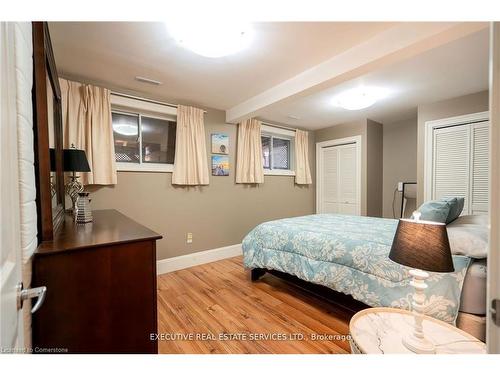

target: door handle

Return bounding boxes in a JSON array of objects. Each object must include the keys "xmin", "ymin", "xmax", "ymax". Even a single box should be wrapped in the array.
[{"xmin": 17, "ymin": 282, "xmax": 47, "ymax": 314}]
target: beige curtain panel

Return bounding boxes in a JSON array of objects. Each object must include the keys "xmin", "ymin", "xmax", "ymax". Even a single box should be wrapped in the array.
[
  {"xmin": 172, "ymin": 105, "xmax": 209, "ymax": 185},
  {"xmin": 236, "ymin": 118, "xmax": 264, "ymax": 184},
  {"xmin": 294, "ymin": 129, "xmax": 312, "ymax": 185},
  {"xmin": 60, "ymin": 78, "xmax": 117, "ymax": 185}
]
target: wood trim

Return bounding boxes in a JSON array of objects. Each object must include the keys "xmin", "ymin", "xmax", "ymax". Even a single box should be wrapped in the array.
[
  {"xmin": 43, "ymin": 23, "xmax": 60, "ymax": 100},
  {"xmin": 32, "ymin": 22, "xmax": 53, "ymax": 242},
  {"xmin": 32, "ymin": 22, "xmax": 65, "ymax": 242},
  {"xmin": 156, "ymin": 244, "xmax": 242, "ymax": 275}
]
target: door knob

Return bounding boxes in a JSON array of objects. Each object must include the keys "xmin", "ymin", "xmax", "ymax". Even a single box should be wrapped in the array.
[{"xmin": 17, "ymin": 282, "xmax": 47, "ymax": 313}]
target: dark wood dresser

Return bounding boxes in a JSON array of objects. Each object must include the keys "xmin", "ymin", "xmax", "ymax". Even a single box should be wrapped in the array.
[{"xmin": 32, "ymin": 209, "xmax": 162, "ymax": 353}]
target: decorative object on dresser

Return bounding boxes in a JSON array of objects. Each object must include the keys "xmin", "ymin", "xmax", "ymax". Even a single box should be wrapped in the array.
[
  {"xmin": 388, "ymin": 212, "xmax": 454, "ymax": 354},
  {"xmin": 32, "ymin": 210, "xmax": 162, "ymax": 353},
  {"xmin": 74, "ymin": 192, "xmax": 93, "ymax": 223},
  {"xmin": 63, "ymin": 144, "xmax": 91, "ymax": 212},
  {"xmin": 349, "ymin": 307, "xmax": 485, "ymax": 354}
]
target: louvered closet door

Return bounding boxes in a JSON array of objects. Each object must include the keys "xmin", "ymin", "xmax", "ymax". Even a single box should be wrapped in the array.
[
  {"xmin": 471, "ymin": 122, "xmax": 489, "ymax": 214},
  {"xmin": 320, "ymin": 143, "xmax": 359, "ymax": 214},
  {"xmin": 433, "ymin": 124, "xmax": 470, "ymax": 213},
  {"xmin": 321, "ymin": 147, "xmax": 339, "ymax": 213},
  {"xmin": 337, "ymin": 144, "xmax": 358, "ymax": 214}
]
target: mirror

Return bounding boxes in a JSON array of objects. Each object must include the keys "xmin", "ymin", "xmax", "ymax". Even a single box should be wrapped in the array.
[{"xmin": 33, "ymin": 22, "xmax": 65, "ymax": 242}]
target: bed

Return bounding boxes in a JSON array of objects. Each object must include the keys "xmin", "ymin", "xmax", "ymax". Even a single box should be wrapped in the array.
[{"xmin": 242, "ymin": 213, "xmax": 471, "ymax": 325}]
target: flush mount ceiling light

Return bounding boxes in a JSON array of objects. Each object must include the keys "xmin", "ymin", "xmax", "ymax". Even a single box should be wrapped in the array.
[
  {"xmin": 113, "ymin": 123, "xmax": 137, "ymax": 137},
  {"xmin": 166, "ymin": 21, "xmax": 253, "ymax": 58},
  {"xmin": 333, "ymin": 87, "xmax": 389, "ymax": 111}
]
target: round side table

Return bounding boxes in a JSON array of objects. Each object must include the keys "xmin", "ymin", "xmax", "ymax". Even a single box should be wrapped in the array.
[{"xmin": 349, "ymin": 307, "xmax": 486, "ymax": 354}]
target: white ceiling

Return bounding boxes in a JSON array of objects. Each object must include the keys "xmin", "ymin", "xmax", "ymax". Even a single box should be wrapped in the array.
[
  {"xmin": 257, "ymin": 28, "xmax": 489, "ymax": 128},
  {"xmin": 49, "ymin": 22, "xmax": 489, "ymax": 130},
  {"xmin": 49, "ymin": 22, "xmax": 393, "ymax": 109}
]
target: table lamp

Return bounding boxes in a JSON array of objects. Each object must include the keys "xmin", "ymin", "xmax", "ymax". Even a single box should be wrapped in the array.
[
  {"xmin": 63, "ymin": 144, "xmax": 91, "ymax": 212},
  {"xmin": 388, "ymin": 212, "xmax": 454, "ymax": 354}
]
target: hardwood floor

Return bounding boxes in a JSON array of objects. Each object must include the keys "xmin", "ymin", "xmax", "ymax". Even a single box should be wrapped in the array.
[{"xmin": 157, "ymin": 256, "xmax": 357, "ymax": 354}]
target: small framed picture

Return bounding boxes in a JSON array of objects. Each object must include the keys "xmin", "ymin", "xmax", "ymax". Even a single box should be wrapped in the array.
[
  {"xmin": 211, "ymin": 155, "xmax": 229, "ymax": 176},
  {"xmin": 211, "ymin": 133, "xmax": 229, "ymax": 154}
]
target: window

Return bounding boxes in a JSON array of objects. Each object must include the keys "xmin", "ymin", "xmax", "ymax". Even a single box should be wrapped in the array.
[
  {"xmin": 111, "ymin": 94, "xmax": 177, "ymax": 172},
  {"xmin": 261, "ymin": 124, "xmax": 295, "ymax": 176},
  {"xmin": 113, "ymin": 112, "xmax": 140, "ymax": 163}
]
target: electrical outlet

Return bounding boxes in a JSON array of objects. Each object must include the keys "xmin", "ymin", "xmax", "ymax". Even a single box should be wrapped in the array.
[
  {"xmin": 397, "ymin": 182, "xmax": 404, "ymax": 192},
  {"xmin": 186, "ymin": 232, "xmax": 193, "ymax": 244}
]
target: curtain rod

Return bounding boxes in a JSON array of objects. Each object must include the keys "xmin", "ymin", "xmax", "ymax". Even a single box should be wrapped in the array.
[
  {"xmin": 111, "ymin": 91, "xmax": 207, "ymax": 114},
  {"xmin": 261, "ymin": 121, "xmax": 297, "ymax": 132}
]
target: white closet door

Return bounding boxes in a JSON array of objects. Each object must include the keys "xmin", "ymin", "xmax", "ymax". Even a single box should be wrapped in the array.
[
  {"xmin": 321, "ymin": 147, "xmax": 339, "ymax": 213},
  {"xmin": 433, "ymin": 124, "xmax": 470, "ymax": 213},
  {"xmin": 319, "ymin": 142, "xmax": 359, "ymax": 215},
  {"xmin": 337, "ymin": 144, "xmax": 358, "ymax": 214},
  {"xmin": 471, "ymin": 122, "xmax": 489, "ymax": 214}
]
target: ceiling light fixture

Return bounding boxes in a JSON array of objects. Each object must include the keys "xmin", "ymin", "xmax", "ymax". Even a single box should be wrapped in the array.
[
  {"xmin": 333, "ymin": 87, "xmax": 389, "ymax": 111},
  {"xmin": 113, "ymin": 123, "xmax": 138, "ymax": 137},
  {"xmin": 166, "ymin": 21, "xmax": 254, "ymax": 58}
]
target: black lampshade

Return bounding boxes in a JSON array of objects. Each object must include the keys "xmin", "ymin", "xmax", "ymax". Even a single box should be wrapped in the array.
[
  {"xmin": 389, "ymin": 219, "xmax": 454, "ymax": 273},
  {"xmin": 63, "ymin": 148, "xmax": 91, "ymax": 172}
]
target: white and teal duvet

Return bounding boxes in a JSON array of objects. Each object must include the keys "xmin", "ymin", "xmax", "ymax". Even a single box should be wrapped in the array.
[{"xmin": 242, "ymin": 214, "xmax": 470, "ymax": 324}]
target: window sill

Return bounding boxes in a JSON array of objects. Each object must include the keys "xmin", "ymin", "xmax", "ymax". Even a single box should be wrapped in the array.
[
  {"xmin": 116, "ymin": 162, "xmax": 174, "ymax": 173},
  {"xmin": 263, "ymin": 169, "xmax": 295, "ymax": 176}
]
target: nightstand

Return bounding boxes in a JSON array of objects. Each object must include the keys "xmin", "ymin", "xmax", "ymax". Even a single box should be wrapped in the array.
[{"xmin": 349, "ymin": 307, "xmax": 486, "ymax": 354}]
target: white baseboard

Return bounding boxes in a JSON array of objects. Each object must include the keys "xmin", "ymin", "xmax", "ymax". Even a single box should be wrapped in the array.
[{"xmin": 156, "ymin": 243, "xmax": 242, "ymax": 275}]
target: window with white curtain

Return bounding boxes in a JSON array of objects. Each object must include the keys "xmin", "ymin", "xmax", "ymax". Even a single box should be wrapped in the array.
[
  {"xmin": 110, "ymin": 94, "xmax": 177, "ymax": 173},
  {"xmin": 261, "ymin": 124, "xmax": 295, "ymax": 176},
  {"xmin": 430, "ymin": 120, "xmax": 489, "ymax": 215}
]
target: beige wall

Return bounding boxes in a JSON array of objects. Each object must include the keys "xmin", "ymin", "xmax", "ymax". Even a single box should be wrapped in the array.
[
  {"xmin": 314, "ymin": 119, "xmax": 383, "ymax": 217},
  {"xmin": 382, "ymin": 116, "xmax": 418, "ymax": 218},
  {"xmin": 366, "ymin": 120, "xmax": 383, "ymax": 217},
  {"xmin": 416, "ymin": 91, "xmax": 489, "ymax": 204},
  {"xmin": 89, "ymin": 107, "xmax": 316, "ymax": 260}
]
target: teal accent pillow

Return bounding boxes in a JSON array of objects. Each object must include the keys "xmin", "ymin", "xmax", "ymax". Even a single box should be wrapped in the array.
[
  {"xmin": 416, "ymin": 200, "xmax": 451, "ymax": 223},
  {"xmin": 440, "ymin": 197, "xmax": 465, "ymax": 224}
]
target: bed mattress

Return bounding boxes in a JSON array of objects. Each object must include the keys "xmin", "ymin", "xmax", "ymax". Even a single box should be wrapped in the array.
[
  {"xmin": 460, "ymin": 259, "xmax": 487, "ymax": 315},
  {"xmin": 242, "ymin": 214, "xmax": 470, "ymax": 324}
]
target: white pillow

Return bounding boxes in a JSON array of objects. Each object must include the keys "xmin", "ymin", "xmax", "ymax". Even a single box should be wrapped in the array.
[
  {"xmin": 447, "ymin": 215, "xmax": 489, "ymax": 258},
  {"xmin": 450, "ymin": 214, "xmax": 489, "ymax": 226}
]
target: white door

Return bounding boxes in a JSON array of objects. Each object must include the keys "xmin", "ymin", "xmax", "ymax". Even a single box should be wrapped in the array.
[
  {"xmin": 430, "ymin": 120, "xmax": 489, "ymax": 215},
  {"xmin": 487, "ymin": 21, "xmax": 500, "ymax": 354},
  {"xmin": 0, "ymin": 22, "xmax": 24, "ymax": 350},
  {"xmin": 0, "ymin": 22, "xmax": 44, "ymax": 353},
  {"xmin": 337, "ymin": 144, "xmax": 358, "ymax": 214},
  {"xmin": 471, "ymin": 122, "xmax": 489, "ymax": 214},
  {"xmin": 317, "ymin": 139, "xmax": 360, "ymax": 215},
  {"xmin": 321, "ymin": 146, "xmax": 339, "ymax": 213},
  {"xmin": 432, "ymin": 124, "xmax": 471, "ymax": 213}
]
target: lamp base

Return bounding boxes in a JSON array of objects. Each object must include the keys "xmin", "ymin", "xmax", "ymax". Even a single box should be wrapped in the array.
[
  {"xmin": 65, "ymin": 173, "xmax": 83, "ymax": 214},
  {"xmin": 402, "ymin": 332, "xmax": 436, "ymax": 354},
  {"xmin": 404, "ymin": 268, "xmax": 436, "ymax": 354}
]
